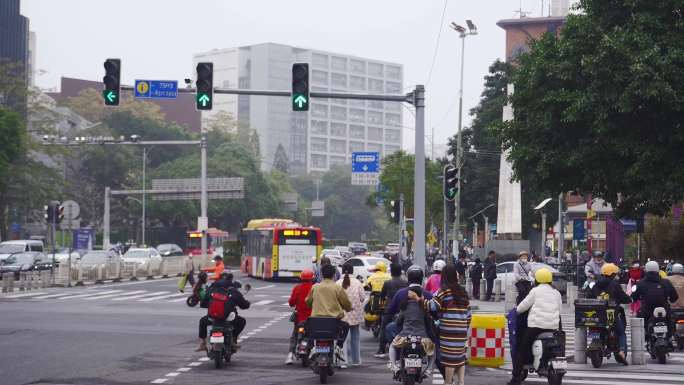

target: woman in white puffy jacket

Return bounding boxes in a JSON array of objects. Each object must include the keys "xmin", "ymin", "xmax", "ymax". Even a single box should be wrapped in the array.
[{"xmin": 508, "ymin": 268, "xmax": 562, "ymax": 385}]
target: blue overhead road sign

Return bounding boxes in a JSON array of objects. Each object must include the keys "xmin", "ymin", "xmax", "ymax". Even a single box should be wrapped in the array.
[
  {"xmin": 351, "ymin": 152, "xmax": 380, "ymax": 173},
  {"xmin": 134, "ymin": 80, "xmax": 178, "ymax": 99}
]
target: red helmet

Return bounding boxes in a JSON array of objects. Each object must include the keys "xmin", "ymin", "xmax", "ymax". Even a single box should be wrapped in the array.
[{"xmin": 300, "ymin": 269, "xmax": 314, "ymax": 281}]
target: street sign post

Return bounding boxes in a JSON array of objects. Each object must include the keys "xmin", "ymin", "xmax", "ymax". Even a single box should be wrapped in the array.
[
  {"xmin": 351, "ymin": 152, "xmax": 380, "ymax": 186},
  {"xmin": 134, "ymin": 80, "xmax": 178, "ymax": 99}
]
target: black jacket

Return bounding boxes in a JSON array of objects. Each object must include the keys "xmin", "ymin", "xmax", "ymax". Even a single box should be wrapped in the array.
[
  {"xmin": 484, "ymin": 258, "xmax": 497, "ymax": 280},
  {"xmin": 381, "ymin": 277, "xmax": 408, "ymax": 306},
  {"xmin": 631, "ymin": 272, "xmax": 679, "ymax": 319},
  {"xmin": 455, "ymin": 260, "xmax": 467, "ymax": 276},
  {"xmin": 470, "ymin": 262, "xmax": 483, "ymax": 280},
  {"xmin": 200, "ymin": 279, "xmax": 250, "ymax": 314},
  {"xmin": 591, "ymin": 276, "xmax": 632, "ymax": 305}
]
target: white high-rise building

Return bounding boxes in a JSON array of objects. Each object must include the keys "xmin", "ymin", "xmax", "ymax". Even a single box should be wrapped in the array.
[{"xmin": 193, "ymin": 43, "xmax": 404, "ymax": 173}]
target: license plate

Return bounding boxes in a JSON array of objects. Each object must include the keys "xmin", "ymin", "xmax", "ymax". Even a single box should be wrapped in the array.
[
  {"xmin": 404, "ymin": 358, "xmax": 422, "ymax": 368},
  {"xmin": 315, "ymin": 346, "xmax": 330, "ymax": 353},
  {"xmin": 588, "ymin": 333, "xmax": 600, "ymax": 341},
  {"xmin": 210, "ymin": 336, "xmax": 224, "ymax": 343},
  {"xmin": 654, "ymin": 326, "xmax": 668, "ymax": 334},
  {"xmin": 551, "ymin": 360, "xmax": 567, "ymax": 370}
]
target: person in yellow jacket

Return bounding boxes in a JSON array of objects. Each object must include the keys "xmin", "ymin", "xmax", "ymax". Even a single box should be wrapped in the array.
[
  {"xmin": 364, "ymin": 261, "xmax": 392, "ymax": 335},
  {"xmin": 366, "ymin": 261, "xmax": 392, "ymax": 292}
]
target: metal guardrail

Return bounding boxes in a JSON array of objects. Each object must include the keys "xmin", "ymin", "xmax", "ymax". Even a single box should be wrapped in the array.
[{"xmin": 2, "ymin": 255, "xmax": 210, "ymax": 294}]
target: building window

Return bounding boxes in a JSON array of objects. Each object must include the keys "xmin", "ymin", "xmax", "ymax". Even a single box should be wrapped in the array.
[
  {"xmin": 331, "ymin": 123, "xmax": 347, "ymax": 137},
  {"xmin": 330, "ymin": 139, "xmax": 346, "ymax": 154},
  {"xmin": 385, "ymin": 102, "xmax": 401, "ymax": 112},
  {"xmin": 368, "ymin": 126, "xmax": 383, "ymax": 141},
  {"xmin": 311, "ymin": 154, "xmax": 327, "ymax": 169},
  {"xmin": 368, "ymin": 79, "xmax": 384, "ymax": 93},
  {"xmin": 385, "ymin": 145, "xmax": 400, "ymax": 154},
  {"xmin": 386, "ymin": 65, "xmax": 402, "ymax": 80},
  {"xmin": 350, "ymin": 108, "xmax": 365, "ymax": 123},
  {"xmin": 386, "ymin": 81, "xmax": 401, "ymax": 93},
  {"xmin": 311, "ymin": 120, "xmax": 328, "ymax": 135},
  {"xmin": 350, "ymin": 125, "xmax": 365, "ymax": 139},
  {"xmin": 368, "ymin": 111, "xmax": 383, "ymax": 125},
  {"xmin": 350, "ymin": 76, "xmax": 366, "ymax": 91},
  {"xmin": 331, "ymin": 73, "xmax": 347, "ymax": 88},
  {"xmin": 331, "ymin": 56, "xmax": 347, "ymax": 71},
  {"xmin": 368, "ymin": 62, "xmax": 384, "ymax": 77},
  {"xmin": 367, "ymin": 143, "xmax": 383, "ymax": 153},
  {"xmin": 312, "ymin": 53, "xmax": 329, "ymax": 68},
  {"xmin": 330, "ymin": 156, "xmax": 346, "ymax": 166},
  {"xmin": 312, "ymin": 86, "xmax": 328, "ymax": 102},
  {"xmin": 368, "ymin": 100, "xmax": 384, "ymax": 110},
  {"xmin": 312, "ymin": 70, "xmax": 329, "ymax": 85},
  {"xmin": 310, "ymin": 137, "xmax": 327, "ymax": 152},
  {"xmin": 331, "ymin": 106, "xmax": 347, "ymax": 121},
  {"xmin": 349, "ymin": 99, "xmax": 365, "ymax": 108},
  {"xmin": 312, "ymin": 104, "xmax": 328, "ymax": 118},
  {"xmin": 385, "ymin": 129, "xmax": 401, "ymax": 143},
  {"xmin": 349, "ymin": 141, "xmax": 365, "ymax": 153},
  {"xmin": 350, "ymin": 59, "xmax": 366, "ymax": 74},
  {"xmin": 386, "ymin": 112, "xmax": 400, "ymax": 126}
]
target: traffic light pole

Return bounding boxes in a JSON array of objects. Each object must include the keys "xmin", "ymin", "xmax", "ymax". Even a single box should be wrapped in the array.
[{"xmin": 399, "ymin": 193, "xmax": 405, "ymax": 261}]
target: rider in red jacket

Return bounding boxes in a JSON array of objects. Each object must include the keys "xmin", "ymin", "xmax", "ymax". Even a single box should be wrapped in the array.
[{"xmin": 286, "ymin": 268, "xmax": 314, "ymax": 364}]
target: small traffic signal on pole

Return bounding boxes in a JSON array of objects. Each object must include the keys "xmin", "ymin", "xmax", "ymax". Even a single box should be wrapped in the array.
[
  {"xmin": 292, "ymin": 63, "xmax": 309, "ymax": 111},
  {"xmin": 45, "ymin": 204, "xmax": 53, "ymax": 223},
  {"xmin": 195, "ymin": 62, "xmax": 213, "ymax": 111},
  {"xmin": 390, "ymin": 199, "xmax": 401, "ymax": 224},
  {"xmin": 103, "ymin": 58, "xmax": 121, "ymax": 106},
  {"xmin": 443, "ymin": 164, "xmax": 458, "ymax": 201},
  {"xmin": 56, "ymin": 205, "xmax": 65, "ymax": 224}
]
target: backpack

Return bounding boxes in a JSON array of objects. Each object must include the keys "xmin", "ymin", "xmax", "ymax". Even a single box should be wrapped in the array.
[{"xmin": 208, "ymin": 288, "xmax": 231, "ymax": 320}]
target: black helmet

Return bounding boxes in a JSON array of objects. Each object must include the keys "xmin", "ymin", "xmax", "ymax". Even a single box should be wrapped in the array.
[
  {"xmin": 220, "ymin": 271, "xmax": 233, "ymax": 281},
  {"xmin": 406, "ymin": 265, "xmax": 424, "ymax": 285},
  {"xmin": 214, "ymin": 255, "xmax": 222, "ymax": 261},
  {"xmin": 198, "ymin": 271, "xmax": 208, "ymax": 281}
]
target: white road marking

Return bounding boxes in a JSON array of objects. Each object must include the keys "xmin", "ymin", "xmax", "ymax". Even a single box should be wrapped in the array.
[
  {"xmin": 3, "ymin": 291, "xmax": 48, "ymax": 298},
  {"xmin": 111, "ymin": 291, "xmax": 168, "ymax": 301},
  {"xmin": 187, "ymin": 362, "xmax": 202, "ymax": 366},
  {"xmin": 281, "ymin": 302, "xmax": 290, "ymax": 306},
  {"xmin": 564, "ymin": 371, "xmax": 684, "ymax": 382},
  {"xmin": 58, "ymin": 290, "xmax": 123, "ymax": 300},
  {"xmin": 137, "ymin": 292, "xmax": 186, "ymax": 302},
  {"xmin": 177, "ymin": 367, "xmax": 191, "ymax": 372},
  {"xmin": 85, "ymin": 290, "xmax": 147, "ymax": 300},
  {"xmin": 198, "ymin": 357, "xmax": 210, "ymax": 362},
  {"xmin": 150, "ymin": 379, "xmax": 167, "ymax": 384},
  {"xmin": 165, "ymin": 372, "xmax": 179, "ymax": 377},
  {"xmin": 253, "ymin": 284, "xmax": 275, "ymax": 290},
  {"xmin": 253, "ymin": 299, "xmax": 274, "ymax": 306},
  {"xmin": 524, "ymin": 378, "xmax": 682, "ymax": 385},
  {"xmin": 168, "ymin": 296, "xmax": 191, "ymax": 303},
  {"xmin": 281, "ymin": 295, "xmax": 290, "ymax": 298},
  {"xmin": 32, "ymin": 292, "xmax": 76, "ymax": 299}
]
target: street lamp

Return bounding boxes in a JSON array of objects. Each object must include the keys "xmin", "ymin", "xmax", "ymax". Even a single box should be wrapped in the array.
[
  {"xmin": 449, "ymin": 19, "xmax": 478, "ymax": 256},
  {"xmin": 534, "ymin": 197, "xmax": 553, "ymax": 261}
]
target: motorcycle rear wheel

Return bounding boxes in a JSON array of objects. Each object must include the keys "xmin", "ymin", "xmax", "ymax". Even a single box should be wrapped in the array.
[
  {"xmin": 589, "ymin": 350, "xmax": 603, "ymax": 368},
  {"xmin": 319, "ymin": 369, "xmax": 328, "ymax": 384},
  {"xmin": 214, "ymin": 353, "xmax": 223, "ymax": 369},
  {"xmin": 677, "ymin": 339, "xmax": 684, "ymax": 351},
  {"xmin": 403, "ymin": 374, "xmax": 416, "ymax": 385},
  {"xmin": 656, "ymin": 350, "xmax": 667, "ymax": 364},
  {"xmin": 547, "ymin": 368, "xmax": 563, "ymax": 385},
  {"xmin": 301, "ymin": 354, "xmax": 309, "ymax": 367}
]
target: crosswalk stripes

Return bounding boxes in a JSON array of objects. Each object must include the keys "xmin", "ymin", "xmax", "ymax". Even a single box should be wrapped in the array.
[
  {"xmin": 84, "ymin": 290, "xmax": 147, "ymax": 300},
  {"xmin": 2, "ymin": 291, "xmax": 48, "ymax": 298},
  {"xmin": 111, "ymin": 291, "xmax": 168, "ymax": 301},
  {"xmin": 57, "ymin": 290, "xmax": 124, "ymax": 300},
  {"xmin": 33, "ymin": 292, "xmax": 76, "ymax": 299},
  {"xmin": 138, "ymin": 292, "xmax": 186, "ymax": 302},
  {"xmin": 252, "ymin": 300, "xmax": 275, "ymax": 306}
]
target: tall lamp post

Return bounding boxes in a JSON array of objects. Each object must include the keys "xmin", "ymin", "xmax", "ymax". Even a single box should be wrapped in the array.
[
  {"xmin": 450, "ymin": 20, "xmax": 477, "ymax": 257},
  {"xmin": 534, "ymin": 198, "xmax": 553, "ymax": 261}
]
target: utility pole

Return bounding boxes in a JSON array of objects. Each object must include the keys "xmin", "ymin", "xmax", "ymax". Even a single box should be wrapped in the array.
[
  {"xmin": 200, "ymin": 133, "xmax": 208, "ymax": 262},
  {"xmin": 413, "ymin": 85, "xmax": 426, "ymax": 267},
  {"xmin": 141, "ymin": 147, "xmax": 146, "ymax": 246},
  {"xmin": 558, "ymin": 192, "xmax": 564, "ymax": 261},
  {"xmin": 399, "ymin": 193, "xmax": 405, "ymax": 261}
]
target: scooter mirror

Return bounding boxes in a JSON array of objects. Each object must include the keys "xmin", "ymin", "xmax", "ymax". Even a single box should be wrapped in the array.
[
  {"xmin": 588, "ymin": 282, "xmax": 595, "ymax": 289},
  {"xmin": 244, "ymin": 283, "xmax": 252, "ymax": 293}
]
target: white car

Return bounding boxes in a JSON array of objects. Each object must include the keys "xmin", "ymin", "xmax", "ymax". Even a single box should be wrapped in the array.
[
  {"xmin": 345, "ymin": 256, "xmax": 388, "ymax": 284},
  {"xmin": 333, "ymin": 246, "xmax": 353, "ymax": 260},
  {"xmin": 52, "ymin": 248, "xmax": 83, "ymax": 266},
  {"xmin": 320, "ymin": 249, "xmax": 344, "ymax": 266},
  {"xmin": 496, "ymin": 261, "xmax": 568, "ymax": 294},
  {"xmin": 385, "ymin": 243, "xmax": 400, "ymax": 255},
  {"xmin": 122, "ymin": 248, "xmax": 162, "ymax": 271},
  {"xmin": 0, "ymin": 240, "xmax": 44, "ymax": 262}
]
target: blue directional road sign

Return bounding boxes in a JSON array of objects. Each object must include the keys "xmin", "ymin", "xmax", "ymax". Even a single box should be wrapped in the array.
[
  {"xmin": 134, "ymin": 80, "xmax": 178, "ymax": 99},
  {"xmin": 351, "ymin": 152, "xmax": 380, "ymax": 173},
  {"xmin": 573, "ymin": 219, "xmax": 585, "ymax": 240}
]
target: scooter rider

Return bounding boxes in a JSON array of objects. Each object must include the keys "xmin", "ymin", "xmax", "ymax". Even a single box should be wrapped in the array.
[
  {"xmin": 196, "ymin": 272, "xmax": 250, "ymax": 351},
  {"xmin": 424, "ymin": 259, "xmax": 445, "ymax": 294},
  {"xmin": 202, "ymin": 255, "xmax": 225, "ymax": 281},
  {"xmin": 305, "ymin": 264, "xmax": 353, "ymax": 352},
  {"xmin": 376, "ymin": 263, "xmax": 408, "ymax": 358},
  {"xmin": 590, "ymin": 263, "xmax": 631, "ymax": 364},
  {"xmin": 664, "ymin": 263, "xmax": 684, "ymax": 310},
  {"xmin": 631, "ymin": 261, "xmax": 679, "ymax": 336},
  {"xmin": 508, "ymin": 268, "xmax": 562, "ymax": 385},
  {"xmin": 286, "ymin": 268, "xmax": 315, "ymax": 364},
  {"xmin": 584, "ymin": 251, "xmax": 605, "ymax": 289}
]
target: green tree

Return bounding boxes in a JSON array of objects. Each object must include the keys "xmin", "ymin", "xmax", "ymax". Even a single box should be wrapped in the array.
[
  {"xmin": 272, "ymin": 143, "xmax": 289, "ymax": 174},
  {"xmin": 0, "ymin": 107, "xmax": 26, "ymax": 238},
  {"xmin": 497, "ymin": 0, "xmax": 684, "ymax": 218}
]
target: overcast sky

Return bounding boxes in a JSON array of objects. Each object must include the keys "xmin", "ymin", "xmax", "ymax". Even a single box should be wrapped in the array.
[{"xmin": 23, "ymin": 0, "xmax": 553, "ymax": 150}]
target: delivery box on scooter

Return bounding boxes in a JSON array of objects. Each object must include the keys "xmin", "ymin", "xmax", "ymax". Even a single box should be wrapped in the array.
[{"xmin": 574, "ymin": 298, "xmax": 616, "ymax": 328}]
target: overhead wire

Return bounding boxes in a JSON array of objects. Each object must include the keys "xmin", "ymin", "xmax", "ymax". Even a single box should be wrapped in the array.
[{"xmin": 425, "ymin": 0, "xmax": 449, "ymax": 88}]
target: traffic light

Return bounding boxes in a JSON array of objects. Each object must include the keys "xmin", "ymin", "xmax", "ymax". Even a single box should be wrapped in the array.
[
  {"xmin": 195, "ymin": 62, "xmax": 213, "ymax": 110},
  {"xmin": 45, "ymin": 204, "xmax": 53, "ymax": 223},
  {"xmin": 292, "ymin": 63, "xmax": 309, "ymax": 111},
  {"xmin": 443, "ymin": 164, "xmax": 458, "ymax": 201},
  {"xmin": 103, "ymin": 58, "xmax": 121, "ymax": 106},
  {"xmin": 390, "ymin": 199, "xmax": 401, "ymax": 224},
  {"xmin": 56, "ymin": 205, "xmax": 65, "ymax": 224}
]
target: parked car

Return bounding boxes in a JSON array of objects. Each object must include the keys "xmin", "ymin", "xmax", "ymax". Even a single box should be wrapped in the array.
[
  {"xmin": 344, "ymin": 256, "xmax": 388, "ymax": 285},
  {"xmin": 347, "ymin": 242, "xmax": 368, "ymax": 255},
  {"xmin": 320, "ymin": 249, "xmax": 344, "ymax": 266},
  {"xmin": 0, "ymin": 240, "xmax": 45, "ymax": 262},
  {"xmin": 496, "ymin": 261, "xmax": 568, "ymax": 294},
  {"xmin": 52, "ymin": 248, "xmax": 83, "ymax": 266},
  {"xmin": 122, "ymin": 248, "xmax": 162, "ymax": 271},
  {"xmin": 333, "ymin": 246, "xmax": 353, "ymax": 260},
  {"xmin": 385, "ymin": 243, "xmax": 400, "ymax": 256},
  {"xmin": 0, "ymin": 252, "xmax": 52, "ymax": 279},
  {"xmin": 79, "ymin": 250, "xmax": 123, "ymax": 268},
  {"xmin": 156, "ymin": 243, "xmax": 184, "ymax": 257}
]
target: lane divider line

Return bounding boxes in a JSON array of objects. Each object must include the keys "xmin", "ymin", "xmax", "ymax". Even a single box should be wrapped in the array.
[
  {"xmin": 177, "ymin": 368, "xmax": 191, "ymax": 372},
  {"xmin": 165, "ymin": 372, "xmax": 179, "ymax": 377},
  {"xmin": 150, "ymin": 379, "xmax": 167, "ymax": 384}
]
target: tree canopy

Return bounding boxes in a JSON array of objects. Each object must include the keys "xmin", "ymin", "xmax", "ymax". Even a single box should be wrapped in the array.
[{"xmin": 498, "ymin": 0, "xmax": 684, "ymax": 218}]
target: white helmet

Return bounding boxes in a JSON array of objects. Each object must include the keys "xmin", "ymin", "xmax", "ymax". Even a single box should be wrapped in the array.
[
  {"xmin": 433, "ymin": 259, "xmax": 446, "ymax": 272},
  {"xmin": 673, "ymin": 263, "xmax": 683, "ymax": 274},
  {"xmin": 645, "ymin": 260, "xmax": 659, "ymax": 273}
]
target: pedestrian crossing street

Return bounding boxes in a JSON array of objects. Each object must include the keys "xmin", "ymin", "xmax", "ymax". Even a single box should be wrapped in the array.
[{"xmin": 1, "ymin": 289, "xmax": 294, "ymax": 307}]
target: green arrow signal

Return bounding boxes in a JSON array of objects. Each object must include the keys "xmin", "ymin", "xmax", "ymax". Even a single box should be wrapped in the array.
[
  {"xmin": 294, "ymin": 94, "xmax": 308, "ymax": 108},
  {"xmin": 103, "ymin": 90, "xmax": 117, "ymax": 103},
  {"xmin": 198, "ymin": 93, "xmax": 210, "ymax": 107}
]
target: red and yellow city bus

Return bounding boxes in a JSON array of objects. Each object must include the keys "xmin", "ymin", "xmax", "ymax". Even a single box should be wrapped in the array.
[
  {"xmin": 240, "ymin": 219, "xmax": 323, "ymax": 280},
  {"xmin": 186, "ymin": 228, "xmax": 230, "ymax": 259}
]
